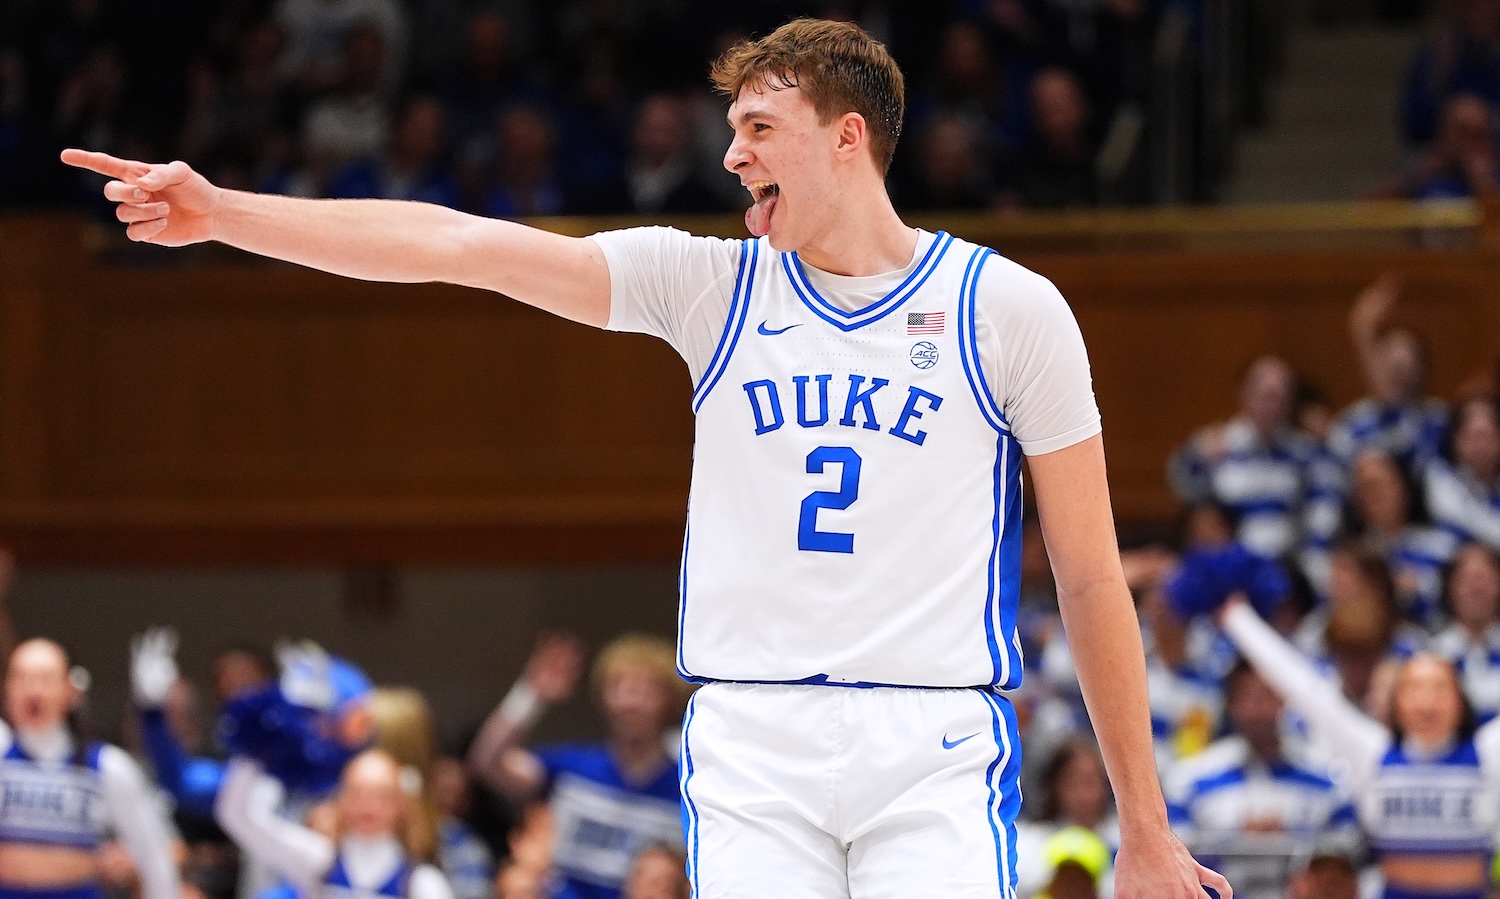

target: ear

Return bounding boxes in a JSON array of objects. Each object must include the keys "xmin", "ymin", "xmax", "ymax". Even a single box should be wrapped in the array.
[{"xmin": 833, "ymin": 111, "xmax": 868, "ymax": 162}]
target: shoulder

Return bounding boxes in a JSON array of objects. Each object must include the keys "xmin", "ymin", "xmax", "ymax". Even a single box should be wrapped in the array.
[
  {"xmin": 589, "ymin": 226, "xmax": 744, "ymax": 271},
  {"xmin": 971, "ymin": 250, "xmax": 1071, "ymax": 321}
]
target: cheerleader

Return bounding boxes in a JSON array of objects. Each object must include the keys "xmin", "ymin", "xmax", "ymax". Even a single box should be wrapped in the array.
[
  {"xmin": 1220, "ymin": 596, "xmax": 1500, "ymax": 899},
  {"xmin": 216, "ymin": 748, "xmax": 454, "ymax": 899},
  {"xmin": 0, "ymin": 639, "xmax": 178, "ymax": 899}
]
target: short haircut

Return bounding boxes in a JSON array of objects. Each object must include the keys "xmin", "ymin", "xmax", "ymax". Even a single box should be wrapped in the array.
[
  {"xmin": 710, "ymin": 18, "xmax": 906, "ymax": 175},
  {"xmin": 591, "ymin": 633, "xmax": 691, "ymax": 714}
]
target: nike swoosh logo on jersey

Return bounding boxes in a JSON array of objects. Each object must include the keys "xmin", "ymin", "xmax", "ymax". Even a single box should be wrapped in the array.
[
  {"xmin": 942, "ymin": 732, "xmax": 980, "ymax": 750},
  {"xmin": 756, "ymin": 321, "xmax": 801, "ymax": 336}
]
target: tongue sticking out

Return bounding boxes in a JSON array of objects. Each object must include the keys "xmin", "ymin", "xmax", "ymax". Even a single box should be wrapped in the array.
[{"xmin": 746, "ymin": 190, "xmax": 778, "ymax": 238}]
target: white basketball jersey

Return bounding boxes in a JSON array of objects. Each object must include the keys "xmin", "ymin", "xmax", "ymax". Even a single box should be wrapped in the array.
[{"xmin": 678, "ymin": 232, "xmax": 1025, "ymax": 689}]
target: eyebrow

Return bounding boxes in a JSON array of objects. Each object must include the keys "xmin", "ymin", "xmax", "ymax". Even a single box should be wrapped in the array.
[{"xmin": 728, "ymin": 109, "xmax": 778, "ymax": 128}]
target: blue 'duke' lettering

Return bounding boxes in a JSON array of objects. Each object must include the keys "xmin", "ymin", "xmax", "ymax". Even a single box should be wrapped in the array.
[
  {"xmin": 799, "ymin": 446, "xmax": 862, "ymax": 553},
  {"xmin": 741, "ymin": 374, "xmax": 944, "ymax": 446}
]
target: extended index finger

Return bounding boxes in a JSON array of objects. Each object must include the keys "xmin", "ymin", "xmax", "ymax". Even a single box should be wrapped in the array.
[{"xmin": 60, "ymin": 148, "xmax": 151, "ymax": 182}]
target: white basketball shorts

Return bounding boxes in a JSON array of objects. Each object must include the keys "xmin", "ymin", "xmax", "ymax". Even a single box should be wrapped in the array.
[{"xmin": 678, "ymin": 682, "xmax": 1023, "ymax": 898}]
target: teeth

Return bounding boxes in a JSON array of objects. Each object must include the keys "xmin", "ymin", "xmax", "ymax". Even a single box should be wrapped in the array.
[{"xmin": 748, "ymin": 181, "xmax": 775, "ymax": 197}]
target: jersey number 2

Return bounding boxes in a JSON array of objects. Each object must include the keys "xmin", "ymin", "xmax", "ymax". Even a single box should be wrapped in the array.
[{"xmin": 799, "ymin": 446, "xmax": 862, "ymax": 554}]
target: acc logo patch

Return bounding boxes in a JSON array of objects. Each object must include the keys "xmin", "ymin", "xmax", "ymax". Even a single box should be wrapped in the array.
[{"xmin": 909, "ymin": 341, "xmax": 939, "ymax": 370}]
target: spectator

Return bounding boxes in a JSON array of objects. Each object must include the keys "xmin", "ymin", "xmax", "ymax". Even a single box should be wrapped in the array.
[
  {"xmin": 1219, "ymin": 596, "xmax": 1500, "ymax": 899},
  {"xmin": 275, "ymin": 0, "xmax": 406, "ymax": 95},
  {"xmin": 217, "ymin": 749, "xmax": 454, "ymax": 899},
  {"xmin": 1168, "ymin": 355, "xmax": 1342, "ymax": 566},
  {"xmin": 1293, "ymin": 542, "xmax": 1426, "ymax": 714},
  {"xmin": 431, "ymin": 758, "xmax": 497, "ymax": 899},
  {"xmin": 326, "ymin": 95, "xmax": 460, "ymax": 207},
  {"xmin": 1016, "ymin": 740, "xmax": 1118, "ymax": 897},
  {"xmin": 906, "ymin": 20, "xmax": 1029, "ymax": 165},
  {"xmin": 621, "ymin": 93, "xmax": 723, "ymax": 215},
  {"xmin": 481, "ymin": 106, "xmax": 567, "ymax": 218},
  {"xmin": 621, "ymin": 844, "xmax": 689, "ymax": 899},
  {"xmin": 1336, "ymin": 449, "xmax": 1458, "ymax": 626},
  {"xmin": 1424, "ymin": 395, "xmax": 1500, "ymax": 551},
  {"xmin": 903, "ymin": 114, "xmax": 995, "ymax": 211},
  {"xmin": 371, "ymin": 688, "xmax": 494, "ymax": 899},
  {"xmin": 1, "ymin": 639, "xmax": 180, "ymax": 899},
  {"xmin": 1431, "ymin": 543, "xmax": 1500, "ymax": 720},
  {"xmin": 1003, "ymin": 67, "xmax": 1098, "ymax": 209},
  {"xmin": 1382, "ymin": 93, "xmax": 1499, "ymax": 200},
  {"xmin": 1285, "ymin": 852, "xmax": 1360, "ymax": 899},
  {"xmin": 1032, "ymin": 826, "xmax": 1113, "ymax": 899},
  {"xmin": 301, "ymin": 23, "xmax": 394, "ymax": 184},
  {"xmin": 1164, "ymin": 661, "xmax": 1360, "ymax": 899},
  {"xmin": 1400, "ymin": 0, "xmax": 1500, "ymax": 146},
  {"xmin": 437, "ymin": 10, "xmax": 550, "ymax": 154},
  {"xmin": 468, "ymin": 634, "xmax": 687, "ymax": 899},
  {"xmin": 1327, "ymin": 273, "xmax": 1448, "ymax": 476}
]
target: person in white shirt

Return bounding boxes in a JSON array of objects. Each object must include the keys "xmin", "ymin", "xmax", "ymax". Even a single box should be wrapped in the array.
[
  {"xmin": 62, "ymin": 17, "xmax": 1227, "ymax": 898},
  {"xmin": 1425, "ymin": 396, "xmax": 1500, "ymax": 552},
  {"xmin": 0, "ymin": 639, "xmax": 179, "ymax": 899},
  {"xmin": 217, "ymin": 749, "xmax": 454, "ymax": 899}
]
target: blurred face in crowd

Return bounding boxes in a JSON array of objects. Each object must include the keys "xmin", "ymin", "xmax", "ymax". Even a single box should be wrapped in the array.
[
  {"xmin": 1226, "ymin": 668, "xmax": 1283, "ymax": 758},
  {"xmin": 1453, "ymin": 399, "xmax": 1500, "ymax": 481},
  {"xmin": 1054, "ymin": 747, "xmax": 1110, "ymax": 828},
  {"xmin": 1393, "ymin": 655, "xmax": 1465, "ymax": 747},
  {"xmin": 601, "ymin": 661, "xmax": 673, "ymax": 745},
  {"xmin": 920, "ymin": 117, "xmax": 981, "ymax": 193},
  {"xmin": 623, "ymin": 846, "xmax": 690, "ymax": 899},
  {"xmin": 213, "ymin": 648, "xmax": 271, "ymax": 703},
  {"xmin": 1031, "ymin": 68, "xmax": 1088, "ymax": 155},
  {"xmin": 498, "ymin": 107, "xmax": 557, "ymax": 187},
  {"xmin": 466, "ymin": 11, "xmax": 511, "ymax": 78},
  {"xmin": 344, "ymin": 25, "xmax": 386, "ymax": 93},
  {"xmin": 338, "ymin": 750, "xmax": 407, "ymax": 838},
  {"xmin": 1239, "ymin": 357, "xmax": 1294, "ymax": 436},
  {"xmin": 394, "ymin": 98, "xmax": 446, "ymax": 169},
  {"xmin": 1352, "ymin": 451, "xmax": 1410, "ymax": 533},
  {"xmin": 4, "ymin": 640, "xmax": 78, "ymax": 733},
  {"xmin": 632, "ymin": 95, "xmax": 689, "ymax": 169},
  {"xmin": 1448, "ymin": 544, "xmax": 1500, "ymax": 632},
  {"xmin": 938, "ymin": 22, "xmax": 993, "ymax": 92},
  {"xmin": 430, "ymin": 756, "xmax": 471, "ymax": 818},
  {"xmin": 1372, "ymin": 330, "xmax": 1424, "ymax": 404}
]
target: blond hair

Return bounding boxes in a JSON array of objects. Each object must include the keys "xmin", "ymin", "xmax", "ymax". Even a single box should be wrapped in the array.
[
  {"xmin": 366, "ymin": 691, "xmax": 440, "ymax": 861},
  {"xmin": 591, "ymin": 634, "xmax": 691, "ymax": 716},
  {"xmin": 710, "ymin": 18, "xmax": 906, "ymax": 174}
]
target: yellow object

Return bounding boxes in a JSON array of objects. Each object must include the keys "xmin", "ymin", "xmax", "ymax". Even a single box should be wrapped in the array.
[{"xmin": 1043, "ymin": 826, "xmax": 1110, "ymax": 882}]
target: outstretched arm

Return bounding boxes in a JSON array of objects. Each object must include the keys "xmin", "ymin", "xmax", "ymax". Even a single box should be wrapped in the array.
[
  {"xmin": 467, "ymin": 632, "xmax": 584, "ymax": 800},
  {"xmin": 1030, "ymin": 434, "xmax": 1231, "ymax": 899},
  {"xmin": 59, "ymin": 151, "xmax": 611, "ymax": 327}
]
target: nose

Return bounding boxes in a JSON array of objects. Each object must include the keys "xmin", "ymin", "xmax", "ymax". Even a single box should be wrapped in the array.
[{"xmin": 723, "ymin": 131, "xmax": 750, "ymax": 174}]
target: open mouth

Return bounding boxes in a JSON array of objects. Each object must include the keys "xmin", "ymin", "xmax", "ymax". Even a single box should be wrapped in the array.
[{"xmin": 745, "ymin": 181, "xmax": 780, "ymax": 238}]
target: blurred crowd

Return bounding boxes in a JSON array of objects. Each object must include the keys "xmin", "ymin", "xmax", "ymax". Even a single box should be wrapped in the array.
[{"xmin": 3, "ymin": 270, "xmax": 1500, "ymax": 899}]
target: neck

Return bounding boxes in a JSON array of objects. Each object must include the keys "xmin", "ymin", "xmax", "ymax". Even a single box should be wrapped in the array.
[
  {"xmin": 794, "ymin": 181, "xmax": 916, "ymax": 277},
  {"xmin": 611, "ymin": 733, "xmax": 667, "ymax": 781},
  {"xmin": 16, "ymin": 723, "xmax": 72, "ymax": 760}
]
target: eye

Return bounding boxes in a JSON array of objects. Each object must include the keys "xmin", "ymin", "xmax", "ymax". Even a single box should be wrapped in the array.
[{"xmin": 753, "ymin": 123, "xmax": 770, "ymax": 133}]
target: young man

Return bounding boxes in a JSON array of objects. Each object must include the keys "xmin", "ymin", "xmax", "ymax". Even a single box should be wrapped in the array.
[{"xmin": 63, "ymin": 18, "xmax": 1228, "ymax": 899}]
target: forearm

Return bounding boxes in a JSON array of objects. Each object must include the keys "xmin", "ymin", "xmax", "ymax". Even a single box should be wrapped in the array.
[
  {"xmin": 99, "ymin": 748, "xmax": 181, "ymax": 899},
  {"xmin": 215, "ymin": 757, "xmax": 332, "ymax": 888},
  {"xmin": 1057, "ymin": 577, "xmax": 1168, "ymax": 836},
  {"xmin": 208, "ymin": 191, "xmax": 609, "ymax": 324},
  {"xmin": 466, "ymin": 682, "xmax": 545, "ymax": 796}
]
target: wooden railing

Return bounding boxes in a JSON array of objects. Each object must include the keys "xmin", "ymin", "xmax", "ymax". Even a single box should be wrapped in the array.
[{"xmin": 2, "ymin": 201, "xmax": 1497, "ymax": 563}]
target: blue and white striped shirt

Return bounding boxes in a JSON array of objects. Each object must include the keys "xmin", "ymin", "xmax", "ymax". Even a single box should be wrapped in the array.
[
  {"xmin": 1425, "ymin": 459, "xmax": 1500, "ymax": 552},
  {"xmin": 1326, "ymin": 397, "xmax": 1447, "ymax": 475}
]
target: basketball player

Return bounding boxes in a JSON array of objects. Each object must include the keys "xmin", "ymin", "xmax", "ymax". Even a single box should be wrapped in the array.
[{"xmin": 62, "ymin": 18, "xmax": 1229, "ymax": 899}]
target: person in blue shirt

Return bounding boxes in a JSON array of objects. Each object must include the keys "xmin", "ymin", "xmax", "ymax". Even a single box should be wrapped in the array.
[{"xmin": 469, "ymin": 634, "xmax": 688, "ymax": 899}]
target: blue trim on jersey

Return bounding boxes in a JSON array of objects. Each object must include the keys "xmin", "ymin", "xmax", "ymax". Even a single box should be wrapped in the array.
[
  {"xmin": 691, "ymin": 239, "xmax": 759, "ymax": 413},
  {"xmin": 979, "ymin": 690, "xmax": 1022, "ymax": 898},
  {"xmin": 782, "ymin": 233, "xmax": 954, "ymax": 332},
  {"xmin": 679, "ymin": 694, "xmax": 702, "ymax": 898},
  {"xmin": 0, "ymin": 887, "xmax": 106, "ymax": 899},
  {"xmin": 997, "ymin": 437, "xmax": 1024, "ymax": 690},
  {"xmin": 956, "ymin": 248, "xmax": 1010, "ymax": 434},
  {"xmin": 675, "ymin": 524, "xmax": 693, "ymax": 680}
]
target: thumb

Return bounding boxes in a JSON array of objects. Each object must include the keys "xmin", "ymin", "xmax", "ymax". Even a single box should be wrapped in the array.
[{"xmin": 138, "ymin": 160, "xmax": 193, "ymax": 191}]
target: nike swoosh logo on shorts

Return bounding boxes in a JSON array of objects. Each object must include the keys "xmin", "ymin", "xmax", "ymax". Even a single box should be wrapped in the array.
[
  {"xmin": 757, "ymin": 321, "xmax": 801, "ymax": 336},
  {"xmin": 942, "ymin": 732, "xmax": 980, "ymax": 750}
]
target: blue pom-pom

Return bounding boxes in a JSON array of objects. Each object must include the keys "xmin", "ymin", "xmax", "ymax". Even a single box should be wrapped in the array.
[
  {"xmin": 1167, "ymin": 545, "xmax": 1289, "ymax": 621},
  {"xmin": 219, "ymin": 685, "xmax": 357, "ymax": 796}
]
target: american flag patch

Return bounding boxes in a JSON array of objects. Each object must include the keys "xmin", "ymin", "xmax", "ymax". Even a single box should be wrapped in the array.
[{"xmin": 907, "ymin": 311, "xmax": 946, "ymax": 335}]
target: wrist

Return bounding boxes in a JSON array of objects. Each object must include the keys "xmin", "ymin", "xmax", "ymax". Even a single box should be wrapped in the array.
[
  {"xmin": 498, "ymin": 680, "xmax": 547, "ymax": 729},
  {"xmin": 205, "ymin": 186, "xmax": 231, "ymax": 243}
]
